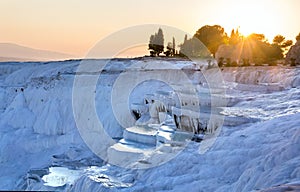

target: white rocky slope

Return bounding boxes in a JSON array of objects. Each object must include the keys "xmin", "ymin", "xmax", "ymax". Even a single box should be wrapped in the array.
[
  {"xmin": 71, "ymin": 112, "xmax": 300, "ymax": 192},
  {"xmin": 0, "ymin": 59, "xmax": 299, "ymax": 191}
]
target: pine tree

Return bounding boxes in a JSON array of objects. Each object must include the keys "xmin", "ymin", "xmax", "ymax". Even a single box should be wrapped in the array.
[
  {"xmin": 148, "ymin": 35, "xmax": 156, "ymax": 56},
  {"xmin": 229, "ymin": 28, "xmax": 240, "ymax": 45},
  {"xmin": 172, "ymin": 37, "xmax": 176, "ymax": 56},
  {"xmin": 184, "ymin": 34, "xmax": 188, "ymax": 43},
  {"xmin": 156, "ymin": 28, "xmax": 164, "ymax": 56},
  {"xmin": 148, "ymin": 28, "xmax": 164, "ymax": 56}
]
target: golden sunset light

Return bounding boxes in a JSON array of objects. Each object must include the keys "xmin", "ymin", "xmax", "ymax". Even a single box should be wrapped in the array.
[
  {"xmin": 2, "ymin": 1, "xmax": 300, "ymax": 191},
  {"xmin": 1, "ymin": 0, "xmax": 299, "ymax": 57}
]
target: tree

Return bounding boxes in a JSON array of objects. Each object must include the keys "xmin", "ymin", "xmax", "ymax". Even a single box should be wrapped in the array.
[
  {"xmin": 248, "ymin": 33, "xmax": 266, "ymax": 42},
  {"xmin": 226, "ymin": 58, "xmax": 231, "ymax": 67},
  {"xmin": 156, "ymin": 28, "xmax": 164, "ymax": 55},
  {"xmin": 273, "ymin": 35, "xmax": 285, "ymax": 45},
  {"xmin": 296, "ymin": 33, "xmax": 300, "ymax": 41},
  {"xmin": 184, "ymin": 34, "xmax": 188, "ymax": 43},
  {"xmin": 245, "ymin": 33, "xmax": 284, "ymax": 64},
  {"xmin": 148, "ymin": 28, "xmax": 164, "ymax": 56},
  {"xmin": 194, "ymin": 25, "xmax": 227, "ymax": 57},
  {"xmin": 172, "ymin": 37, "xmax": 176, "ymax": 56},
  {"xmin": 148, "ymin": 35, "xmax": 156, "ymax": 56},
  {"xmin": 267, "ymin": 44, "xmax": 284, "ymax": 61},
  {"xmin": 218, "ymin": 57, "xmax": 224, "ymax": 67},
  {"xmin": 164, "ymin": 42, "xmax": 173, "ymax": 57},
  {"xmin": 164, "ymin": 37, "xmax": 176, "ymax": 57},
  {"xmin": 282, "ymin": 40, "xmax": 293, "ymax": 48},
  {"xmin": 179, "ymin": 36, "xmax": 211, "ymax": 58},
  {"xmin": 229, "ymin": 28, "xmax": 242, "ymax": 45},
  {"xmin": 272, "ymin": 34, "xmax": 293, "ymax": 54},
  {"xmin": 273, "ymin": 35, "xmax": 292, "ymax": 48}
]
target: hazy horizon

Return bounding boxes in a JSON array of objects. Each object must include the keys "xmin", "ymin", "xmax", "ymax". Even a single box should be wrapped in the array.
[{"xmin": 1, "ymin": 0, "xmax": 300, "ymax": 58}]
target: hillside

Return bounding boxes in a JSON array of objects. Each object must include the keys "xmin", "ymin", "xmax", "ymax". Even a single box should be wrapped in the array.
[
  {"xmin": 0, "ymin": 59, "xmax": 299, "ymax": 191},
  {"xmin": 0, "ymin": 43, "xmax": 74, "ymax": 62}
]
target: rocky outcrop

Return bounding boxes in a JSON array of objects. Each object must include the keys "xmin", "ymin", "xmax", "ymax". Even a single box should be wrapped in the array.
[{"xmin": 286, "ymin": 40, "xmax": 300, "ymax": 65}]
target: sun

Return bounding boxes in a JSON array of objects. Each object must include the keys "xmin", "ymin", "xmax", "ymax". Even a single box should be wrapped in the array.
[{"xmin": 218, "ymin": 0, "xmax": 280, "ymax": 40}]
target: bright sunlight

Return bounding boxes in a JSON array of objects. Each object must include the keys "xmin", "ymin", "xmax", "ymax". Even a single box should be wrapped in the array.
[{"xmin": 218, "ymin": 0, "xmax": 281, "ymax": 39}]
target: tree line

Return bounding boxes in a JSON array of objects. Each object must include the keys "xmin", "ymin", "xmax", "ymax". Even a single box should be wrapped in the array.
[{"xmin": 148, "ymin": 26, "xmax": 300, "ymax": 66}]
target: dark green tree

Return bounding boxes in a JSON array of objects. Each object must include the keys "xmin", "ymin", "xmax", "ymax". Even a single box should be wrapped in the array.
[
  {"xmin": 184, "ymin": 34, "xmax": 188, "ymax": 43},
  {"xmin": 164, "ymin": 42, "xmax": 173, "ymax": 57},
  {"xmin": 179, "ymin": 36, "xmax": 211, "ymax": 58},
  {"xmin": 164, "ymin": 37, "xmax": 176, "ymax": 57},
  {"xmin": 149, "ymin": 35, "xmax": 156, "ymax": 56},
  {"xmin": 194, "ymin": 25, "xmax": 227, "ymax": 57},
  {"xmin": 218, "ymin": 57, "xmax": 224, "ymax": 67},
  {"xmin": 156, "ymin": 28, "xmax": 164, "ymax": 55},
  {"xmin": 172, "ymin": 37, "xmax": 176, "ymax": 56},
  {"xmin": 148, "ymin": 28, "xmax": 164, "ymax": 56}
]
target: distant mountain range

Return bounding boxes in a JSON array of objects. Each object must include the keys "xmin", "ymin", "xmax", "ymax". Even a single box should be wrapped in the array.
[{"xmin": 0, "ymin": 43, "xmax": 75, "ymax": 62}]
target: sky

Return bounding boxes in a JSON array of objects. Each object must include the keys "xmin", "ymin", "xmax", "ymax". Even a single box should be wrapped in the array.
[{"xmin": 1, "ymin": 0, "xmax": 300, "ymax": 58}]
